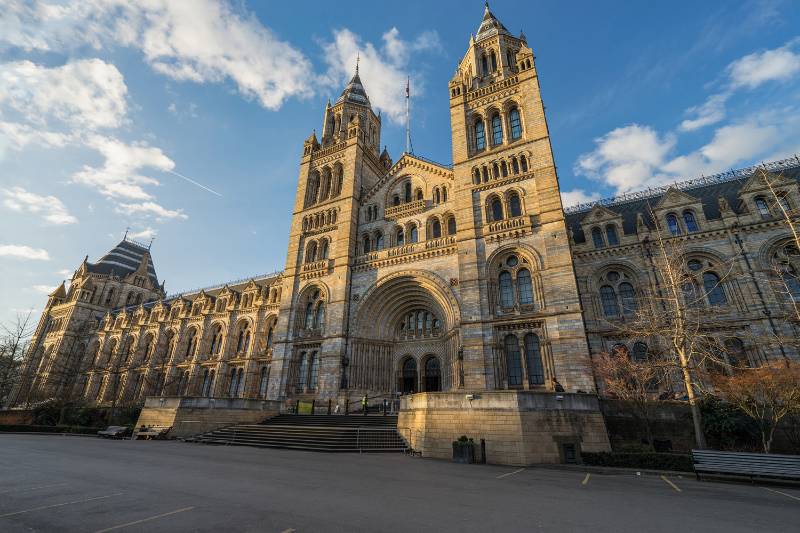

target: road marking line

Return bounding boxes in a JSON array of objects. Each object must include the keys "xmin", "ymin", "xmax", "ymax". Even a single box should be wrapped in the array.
[
  {"xmin": 581, "ymin": 473, "xmax": 591, "ymax": 485},
  {"xmin": 763, "ymin": 487, "xmax": 800, "ymax": 502},
  {"xmin": 93, "ymin": 506, "xmax": 195, "ymax": 533},
  {"xmin": 0, "ymin": 482, "xmax": 67, "ymax": 494},
  {"xmin": 660, "ymin": 475, "xmax": 682, "ymax": 492},
  {"xmin": 0, "ymin": 493, "xmax": 123, "ymax": 518},
  {"xmin": 496, "ymin": 468, "xmax": 525, "ymax": 479}
]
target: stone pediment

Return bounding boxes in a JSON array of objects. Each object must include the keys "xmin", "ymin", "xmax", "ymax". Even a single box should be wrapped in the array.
[
  {"xmin": 655, "ymin": 187, "xmax": 699, "ymax": 209},
  {"xmin": 580, "ymin": 205, "xmax": 620, "ymax": 225},
  {"xmin": 739, "ymin": 171, "xmax": 797, "ymax": 195},
  {"xmin": 242, "ymin": 279, "xmax": 260, "ymax": 292}
]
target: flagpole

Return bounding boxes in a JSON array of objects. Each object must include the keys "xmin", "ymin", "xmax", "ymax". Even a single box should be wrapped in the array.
[{"xmin": 405, "ymin": 77, "xmax": 411, "ymax": 154}]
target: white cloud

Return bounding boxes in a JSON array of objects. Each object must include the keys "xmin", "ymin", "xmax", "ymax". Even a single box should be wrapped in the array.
[
  {"xmin": 728, "ymin": 43, "xmax": 800, "ymax": 89},
  {"xmin": 56, "ymin": 269, "xmax": 73, "ymax": 277},
  {"xmin": 575, "ymin": 124, "xmax": 675, "ymax": 193},
  {"xmin": 0, "ymin": 244, "xmax": 50, "ymax": 260},
  {"xmin": 71, "ymin": 135, "xmax": 174, "ymax": 201},
  {"xmin": 31, "ymin": 284, "xmax": 56, "ymax": 294},
  {"xmin": 128, "ymin": 226, "xmax": 157, "ymax": 240},
  {"xmin": 0, "ymin": 59, "xmax": 128, "ymax": 130},
  {"xmin": 1, "ymin": 0, "xmax": 314, "ymax": 110},
  {"xmin": 561, "ymin": 189, "xmax": 602, "ymax": 207},
  {"xmin": 664, "ymin": 119, "xmax": 781, "ymax": 177},
  {"xmin": 116, "ymin": 201, "xmax": 187, "ymax": 220},
  {"xmin": 321, "ymin": 27, "xmax": 441, "ymax": 123},
  {"xmin": 679, "ymin": 93, "xmax": 729, "ymax": 132},
  {"xmin": 2, "ymin": 186, "xmax": 77, "ymax": 224},
  {"xmin": 0, "ymin": 121, "xmax": 70, "ymax": 152}
]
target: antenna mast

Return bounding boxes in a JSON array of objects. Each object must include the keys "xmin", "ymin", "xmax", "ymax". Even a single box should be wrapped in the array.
[{"xmin": 405, "ymin": 77, "xmax": 412, "ymax": 154}]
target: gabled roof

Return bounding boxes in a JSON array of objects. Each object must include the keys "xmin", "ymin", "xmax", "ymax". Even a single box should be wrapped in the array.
[
  {"xmin": 476, "ymin": 2, "xmax": 511, "ymax": 41},
  {"xmin": 565, "ymin": 160, "xmax": 800, "ymax": 244},
  {"xmin": 87, "ymin": 238, "xmax": 158, "ymax": 285}
]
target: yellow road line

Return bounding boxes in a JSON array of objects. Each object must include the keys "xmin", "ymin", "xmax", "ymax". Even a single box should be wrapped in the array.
[
  {"xmin": 93, "ymin": 506, "xmax": 195, "ymax": 533},
  {"xmin": 496, "ymin": 468, "xmax": 525, "ymax": 479},
  {"xmin": 660, "ymin": 475, "xmax": 682, "ymax": 492},
  {"xmin": 763, "ymin": 487, "xmax": 800, "ymax": 502},
  {"xmin": 0, "ymin": 493, "xmax": 123, "ymax": 518},
  {"xmin": 581, "ymin": 473, "xmax": 591, "ymax": 485},
  {"xmin": 0, "ymin": 482, "xmax": 67, "ymax": 494}
]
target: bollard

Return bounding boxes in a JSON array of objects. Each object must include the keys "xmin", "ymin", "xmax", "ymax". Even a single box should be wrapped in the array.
[
  {"xmin": 327, "ymin": 399, "xmax": 332, "ymax": 415},
  {"xmin": 480, "ymin": 439, "xmax": 487, "ymax": 464},
  {"xmin": 311, "ymin": 399, "xmax": 315, "ymax": 415},
  {"xmin": 345, "ymin": 398, "xmax": 349, "ymax": 415},
  {"xmin": 294, "ymin": 399, "xmax": 299, "ymax": 415}
]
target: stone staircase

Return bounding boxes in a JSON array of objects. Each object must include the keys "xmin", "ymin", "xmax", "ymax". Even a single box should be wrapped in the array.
[{"xmin": 189, "ymin": 414, "xmax": 407, "ymax": 453}]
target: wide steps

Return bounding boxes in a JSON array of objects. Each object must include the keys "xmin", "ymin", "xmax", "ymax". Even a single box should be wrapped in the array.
[{"xmin": 190, "ymin": 414, "xmax": 406, "ymax": 453}]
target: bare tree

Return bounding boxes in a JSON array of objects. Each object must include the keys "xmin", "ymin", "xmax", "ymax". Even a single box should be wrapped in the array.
[
  {"xmin": 601, "ymin": 205, "xmax": 757, "ymax": 449},
  {"xmin": 0, "ymin": 312, "xmax": 35, "ymax": 407},
  {"xmin": 711, "ymin": 362, "xmax": 800, "ymax": 453},
  {"xmin": 594, "ymin": 345, "xmax": 666, "ymax": 450}
]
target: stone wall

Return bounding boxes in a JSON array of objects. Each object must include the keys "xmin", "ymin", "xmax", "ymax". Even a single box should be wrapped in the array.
[
  {"xmin": 398, "ymin": 391, "xmax": 610, "ymax": 465},
  {"xmin": 136, "ymin": 396, "xmax": 280, "ymax": 438}
]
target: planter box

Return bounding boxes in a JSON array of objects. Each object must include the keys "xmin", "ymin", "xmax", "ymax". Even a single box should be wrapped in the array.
[{"xmin": 453, "ymin": 442, "xmax": 476, "ymax": 464}]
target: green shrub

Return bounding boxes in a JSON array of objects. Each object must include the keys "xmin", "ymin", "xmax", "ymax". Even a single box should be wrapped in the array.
[
  {"xmin": 700, "ymin": 397, "xmax": 759, "ymax": 451},
  {"xmin": 582, "ymin": 452, "xmax": 693, "ymax": 472}
]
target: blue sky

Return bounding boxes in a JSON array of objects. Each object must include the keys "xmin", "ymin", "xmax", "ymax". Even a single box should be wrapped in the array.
[{"xmin": 2, "ymin": 0, "xmax": 800, "ymax": 323}]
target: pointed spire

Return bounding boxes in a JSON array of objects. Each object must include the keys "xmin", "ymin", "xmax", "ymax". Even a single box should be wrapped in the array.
[
  {"xmin": 476, "ymin": 1, "xmax": 510, "ymax": 40},
  {"xmin": 49, "ymin": 281, "xmax": 67, "ymax": 299},
  {"xmin": 355, "ymin": 51, "xmax": 360, "ymax": 75}
]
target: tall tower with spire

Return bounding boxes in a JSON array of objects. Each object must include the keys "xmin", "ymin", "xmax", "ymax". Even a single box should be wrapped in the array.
[
  {"xmin": 269, "ymin": 61, "xmax": 387, "ymax": 400},
  {"xmin": 449, "ymin": 3, "xmax": 594, "ymax": 390}
]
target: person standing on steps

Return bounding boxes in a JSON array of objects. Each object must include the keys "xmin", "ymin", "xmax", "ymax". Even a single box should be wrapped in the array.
[{"xmin": 362, "ymin": 394, "xmax": 368, "ymax": 415}]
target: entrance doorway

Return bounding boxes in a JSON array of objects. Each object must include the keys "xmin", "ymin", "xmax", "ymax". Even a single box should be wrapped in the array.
[
  {"xmin": 401, "ymin": 358, "xmax": 417, "ymax": 394},
  {"xmin": 424, "ymin": 356, "xmax": 441, "ymax": 392}
]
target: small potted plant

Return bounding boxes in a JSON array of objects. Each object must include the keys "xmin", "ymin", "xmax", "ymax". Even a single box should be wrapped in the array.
[{"xmin": 452, "ymin": 435, "xmax": 475, "ymax": 464}]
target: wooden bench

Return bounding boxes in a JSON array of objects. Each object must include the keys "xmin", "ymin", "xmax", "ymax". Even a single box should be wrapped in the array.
[
  {"xmin": 133, "ymin": 425, "xmax": 172, "ymax": 440},
  {"xmin": 693, "ymin": 449, "xmax": 800, "ymax": 483}
]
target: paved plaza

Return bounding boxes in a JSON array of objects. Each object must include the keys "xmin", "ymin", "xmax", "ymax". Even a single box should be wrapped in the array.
[{"xmin": 0, "ymin": 434, "xmax": 797, "ymax": 532}]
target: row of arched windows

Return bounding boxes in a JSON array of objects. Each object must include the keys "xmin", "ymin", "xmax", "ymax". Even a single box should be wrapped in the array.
[
  {"xmin": 304, "ymin": 238, "xmax": 330, "ymax": 263},
  {"xmin": 399, "ymin": 355, "xmax": 441, "ymax": 393},
  {"xmin": 301, "ymin": 289, "xmax": 326, "ymax": 334},
  {"xmin": 471, "ymin": 105, "xmax": 523, "ymax": 153},
  {"xmin": 472, "ymin": 154, "xmax": 528, "ymax": 185},
  {"xmin": 296, "ymin": 351, "xmax": 320, "ymax": 392},
  {"xmin": 305, "ymin": 165, "xmax": 344, "ymax": 207},
  {"xmin": 398, "ymin": 309, "xmax": 442, "ymax": 340},
  {"xmin": 665, "ymin": 210, "xmax": 700, "ymax": 236},
  {"xmin": 302, "ymin": 208, "xmax": 338, "ymax": 232},
  {"xmin": 361, "ymin": 214, "xmax": 458, "ymax": 254},
  {"xmin": 496, "ymin": 253, "xmax": 536, "ymax": 309},
  {"xmin": 754, "ymin": 194, "xmax": 791, "ymax": 219},
  {"xmin": 391, "ymin": 181, "xmax": 424, "ymax": 206},
  {"xmin": 591, "ymin": 224, "xmax": 620, "ymax": 249},
  {"xmin": 486, "ymin": 190, "xmax": 523, "ymax": 222}
]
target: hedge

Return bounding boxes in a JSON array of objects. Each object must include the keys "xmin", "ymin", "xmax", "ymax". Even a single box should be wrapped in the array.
[
  {"xmin": 582, "ymin": 452, "xmax": 694, "ymax": 472},
  {"xmin": 0, "ymin": 424, "xmax": 103, "ymax": 435}
]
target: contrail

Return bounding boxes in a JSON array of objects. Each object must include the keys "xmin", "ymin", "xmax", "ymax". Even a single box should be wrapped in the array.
[{"xmin": 166, "ymin": 168, "xmax": 222, "ymax": 197}]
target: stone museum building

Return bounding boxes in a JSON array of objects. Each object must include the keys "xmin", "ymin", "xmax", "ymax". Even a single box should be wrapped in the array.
[{"xmin": 11, "ymin": 5, "xmax": 799, "ymax": 463}]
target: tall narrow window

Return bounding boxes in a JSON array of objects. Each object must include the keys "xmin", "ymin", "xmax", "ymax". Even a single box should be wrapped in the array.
[
  {"xmin": 314, "ymin": 303, "xmax": 325, "ymax": 329},
  {"xmin": 520, "ymin": 156, "xmax": 528, "ymax": 172},
  {"xmin": 606, "ymin": 225, "xmax": 619, "ymax": 246},
  {"xmin": 683, "ymin": 211, "xmax": 699, "ymax": 232},
  {"xmin": 618, "ymin": 282, "xmax": 637, "ymax": 315},
  {"xmin": 509, "ymin": 108, "xmax": 522, "ymax": 139},
  {"xmin": 308, "ymin": 352, "xmax": 319, "ymax": 391},
  {"xmin": 703, "ymin": 272, "xmax": 727, "ymax": 306},
  {"xmin": 755, "ymin": 196, "xmax": 770, "ymax": 218},
  {"xmin": 228, "ymin": 368, "xmax": 238, "ymax": 397},
  {"xmin": 600, "ymin": 285, "xmax": 619, "ymax": 316},
  {"xmin": 432, "ymin": 220, "xmax": 442, "ymax": 238},
  {"xmin": 511, "ymin": 157, "xmax": 519, "ymax": 174},
  {"xmin": 524, "ymin": 333, "xmax": 544, "ymax": 385},
  {"xmin": 475, "ymin": 119, "xmax": 486, "ymax": 150},
  {"xmin": 777, "ymin": 194, "xmax": 791, "ymax": 213},
  {"xmin": 447, "ymin": 217, "xmax": 457, "ymax": 235},
  {"xmin": 505, "ymin": 335, "xmax": 523, "ymax": 387},
  {"xmin": 517, "ymin": 268, "xmax": 534, "ymax": 305},
  {"xmin": 499, "ymin": 271, "xmax": 514, "ymax": 307},
  {"xmin": 404, "ymin": 182, "xmax": 412, "ymax": 203},
  {"xmin": 666, "ymin": 214, "xmax": 681, "ymax": 236},
  {"xmin": 491, "ymin": 198, "xmax": 503, "ymax": 221},
  {"xmin": 509, "ymin": 193, "xmax": 522, "ymax": 217},
  {"xmin": 481, "ymin": 54, "xmax": 488, "ymax": 76},
  {"xmin": 682, "ymin": 281, "xmax": 701, "ymax": 307},
  {"xmin": 259, "ymin": 367, "xmax": 269, "ymax": 398},
  {"xmin": 375, "ymin": 232, "xmax": 384, "ymax": 250},
  {"xmin": 297, "ymin": 352, "xmax": 308, "ymax": 392},
  {"xmin": 409, "ymin": 226, "xmax": 418, "ymax": 243},
  {"xmin": 305, "ymin": 302, "xmax": 314, "ymax": 329},
  {"xmin": 363, "ymin": 235, "xmax": 371, "ymax": 253},
  {"xmin": 491, "ymin": 114, "xmax": 503, "ymax": 145},
  {"xmin": 592, "ymin": 227, "xmax": 604, "ymax": 249},
  {"xmin": 396, "ymin": 229, "xmax": 404, "ymax": 246},
  {"xmin": 490, "ymin": 51, "xmax": 497, "ymax": 72}
]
